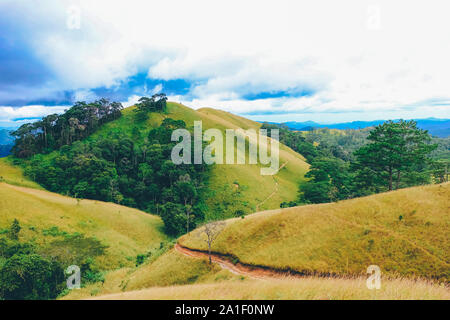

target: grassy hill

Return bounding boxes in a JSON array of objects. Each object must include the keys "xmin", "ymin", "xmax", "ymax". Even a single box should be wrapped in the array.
[
  {"xmin": 0, "ymin": 156, "xmax": 233, "ymax": 299},
  {"xmin": 76, "ymin": 102, "xmax": 309, "ymax": 219},
  {"xmin": 0, "ymin": 159, "xmax": 168, "ymax": 270},
  {"xmin": 0, "ymin": 157, "xmax": 43, "ymax": 189},
  {"xmin": 180, "ymin": 182, "xmax": 450, "ymax": 282},
  {"xmin": 0, "ymin": 102, "xmax": 311, "ymax": 299},
  {"xmin": 2, "ymin": 138, "xmax": 448, "ymax": 299}
]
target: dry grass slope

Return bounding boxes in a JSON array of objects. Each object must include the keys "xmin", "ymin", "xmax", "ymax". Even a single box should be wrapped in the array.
[
  {"xmin": 0, "ymin": 157, "xmax": 43, "ymax": 189},
  {"xmin": 62, "ymin": 250, "xmax": 238, "ymax": 299},
  {"xmin": 91, "ymin": 276, "xmax": 450, "ymax": 300},
  {"xmin": 180, "ymin": 183, "xmax": 450, "ymax": 281},
  {"xmin": 0, "ymin": 182, "xmax": 168, "ymax": 269}
]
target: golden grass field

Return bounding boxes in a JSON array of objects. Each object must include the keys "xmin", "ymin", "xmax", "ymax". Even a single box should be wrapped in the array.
[
  {"xmin": 0, "ymin": 161, "xmax": 168, "ymax": 269},
  {"xmin": 180, "ymin": 183, "xmax": 450, "ymax": 282},
  {"xmin": 62, "ymin": 247, "xmax": 450, "ymax": 300},
  {"xmin": 64, "ymin": 183, "xmax": 449, "ymax": 300},
  {"xmin": 90, "ymin": 276, "xmax": 449, "ymax": 300}
]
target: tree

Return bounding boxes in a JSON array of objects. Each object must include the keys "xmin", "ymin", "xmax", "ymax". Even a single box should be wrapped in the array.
[
  {"xmin": 201, "ymin": 221, "xmax": 225, "ymax": 264},
  {"xmin": 431, "ymin": 160, "xmax": 449, "ymax": 183},
  {"xmin": 185, "ymin": 204, "xmax": 193, "ymax": 234},
  {"xmin": 8, "ymin": 219, "xmax": 21, "ymax": 241},
  {"xmin": 11, "ymin": 99, "xmax": 123, "ymax": 158},
  {"xmin": 134, "ymin": 94, "xmax": 168, "ymax": 121},
  {"xmin": 279, "ymin": 201, "xmax": 297, "ymax": 208},
  {"xmin": 299, "ymin": 157, "xmax": 352, "ymax": 203},
  {"xmin": 153, "ymin": 93, "xmax": 168, "ymax": 112},
  {"xmin": 353, "ymin": 120, "xmax": 436, "ymax": 192},
  {"xmin": 160, "ymin": 202, "xmax": 187, "ymax": 235}
]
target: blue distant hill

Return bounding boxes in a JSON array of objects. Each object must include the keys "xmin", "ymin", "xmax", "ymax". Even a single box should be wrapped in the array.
[
  {"xmin": 0, "ymin": 129, "xmax": 14, "ymax": 145},
  {"xmin": 273, "ymin": 118, "xmax": 450, "ymax": 137},
  {"xmin": 0, "ymin": 128, "xmax": 14, "ymax": 157}
]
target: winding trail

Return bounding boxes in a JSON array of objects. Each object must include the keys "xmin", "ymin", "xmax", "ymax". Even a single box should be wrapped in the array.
[
  {"xmin": 255, "ymin": 161, "xmax": 289, "ymax": 212},
  {"xmin": 175, "ymin": 243, "xmax": 295, "ymax": 280}
]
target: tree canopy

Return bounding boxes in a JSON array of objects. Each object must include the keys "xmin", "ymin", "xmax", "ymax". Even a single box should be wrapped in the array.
[
  {"xmin": 11, "ymin": 99, "xmax": 123, "ymax": 158},
  {"xmin": 353, "ymin": 120, "xmax": 436, "ymax": 191},
  {"xmin": 134, "ymin": 94, "xmax": 168, "ymax": 121}
]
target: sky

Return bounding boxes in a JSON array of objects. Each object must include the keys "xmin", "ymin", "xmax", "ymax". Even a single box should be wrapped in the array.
[{"xmin": 0, "ymin": 0, "xmax": 449, "ymax": 127}]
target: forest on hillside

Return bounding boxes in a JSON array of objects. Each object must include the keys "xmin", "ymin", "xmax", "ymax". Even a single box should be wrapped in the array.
[
  {"xmin": 262, "ymin": 122, "xmax": 449, "ymax": 205},
  {"xmin": 10, "ymin": 95, "xmax": 211, "ymax": 237}
]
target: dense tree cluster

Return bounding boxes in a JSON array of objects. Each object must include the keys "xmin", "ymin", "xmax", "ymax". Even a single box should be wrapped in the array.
[
  {"xmin": 134, "ymin": 93, "xmax": 168, "ymax": 121},
  {"xmin": 0, "ymin": 220, "xmax": 106, "ymax": 300},
  {"xmin": 302, "ymin": 127, "xmax": 371, "ymax": 162},
  {"xmin": 25, "ymin": 118, "xmax": 211, "ymax": 236},
  {"xmin": 260, "ymin": 123, "xmax": 319, "ymax": 162},
  {"xmin": 299, "ymin": 157, "xmax": 352, "ymax": 203},
  {"xmin": 0, "ymin": 252, "xmax": 64, "ymax": 300},
  {"xmin": 11, "ymin": 99, "xmax": 123, "ymax": 158}
]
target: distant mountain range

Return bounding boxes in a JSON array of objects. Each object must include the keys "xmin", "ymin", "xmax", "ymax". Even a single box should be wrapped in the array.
[
  {"xmin": 268, "ymin": 118, "xmax": 450, "ymax": 138},
  {"xmin": 0, "ymin": 129, "xmax": 14, "ymax": 157}
]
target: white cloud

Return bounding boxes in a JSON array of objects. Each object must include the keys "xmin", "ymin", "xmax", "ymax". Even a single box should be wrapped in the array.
[
  {"xmin": 150, "ymin": 84, "xmax": 163, "ymax": 95},
  {"xmin": 3, "ymin": 0, "xmax": 450, "ymax": 121},
  {"xmin": 0, "ymin": 105, "xmax": 68, "ymax": 127},
  {"xmin": 121, "ymin": 95, "xmax": 141, "ymax": 108}
]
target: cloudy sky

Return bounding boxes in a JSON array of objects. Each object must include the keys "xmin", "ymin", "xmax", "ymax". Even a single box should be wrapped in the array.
[{"xmin": 1, "ymin": 0, "xmax": 449, "ymax": 127}]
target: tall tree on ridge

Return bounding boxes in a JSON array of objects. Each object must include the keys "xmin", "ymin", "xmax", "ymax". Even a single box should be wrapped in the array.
[{"xmin": 353, "ymin": 120, "xmax": 436, "ymax": 191}]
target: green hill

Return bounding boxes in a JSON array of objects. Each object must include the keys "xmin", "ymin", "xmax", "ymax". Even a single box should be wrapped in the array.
[
  {"xmin": 64, "ymin": 182, "xmax": 449, "ymax": 300},
  {"xmin": 19, "ymin": 102, "xmax": 309, "ymax": 220},
  {"xmin": 0, "ymin": 158, "xmax": 229, "ymax": 299},
  {"xmin": 104, "ymin": 103, "xmax": 309, "ymax": 217}
]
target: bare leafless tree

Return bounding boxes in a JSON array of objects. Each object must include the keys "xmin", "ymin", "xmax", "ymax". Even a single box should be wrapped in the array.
[{"xmin": 202, "ymin": 221, "xmax": 225, "ymax": 264}]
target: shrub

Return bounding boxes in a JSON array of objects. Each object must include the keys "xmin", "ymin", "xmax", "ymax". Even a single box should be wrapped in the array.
[
  {"xmin": 0, "ymin": 254, "xmax": 64, "ymax": 300},
  {"xmin": 234, "ymin": 210, "xmax": 245, "ymax": 217},
  {"xmin": 8, "ymin": 219, "xmax": 21, "ymax": 240},
  {"xmin": 136, "ymin": 254, "xmax": 146, "ymax": 266}
]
